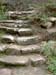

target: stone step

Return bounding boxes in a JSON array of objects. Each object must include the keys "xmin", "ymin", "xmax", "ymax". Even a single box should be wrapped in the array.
[
  {"xmin": 0, "ymin": 20, "xmax": 30, "ymax": 24},
  {"xmin": 15, "ymin": 35, "xmax": 41, "ymax": 45},
  {"xmin": 0, "ymin": 26, "xmax": 19, "ymax": 35},
  {"xmin": 6, "ymin": 10, "xmax": 36, "ymax": 20},
  {"xmin": 11, "ymin": 66, "xmax": 48, "ymax": 75},
  {"xmin": 7, "ymin": 10, "xmax": 35, "ymax": 16},
  {"xmin": 0, "ymin": 55, "xmax": 28, "ymax": 66},
  {"xmin": 8, "ymin": 15, "xmax": 32, "ymax": 20},
  {"xmin": 0, "ymin": 35, "xmax": 43, "ymax": 44},
  {"xmin": 0, "ymin": 44, "xmax": 41, "ymax": 55},
  {"xmin": 0, "ymin": 26, "xmax": 33, "ymax": 36},
  {"xmin": 0, "ymin": 23, "xmax": 31, "ymax": 28},
  {"xmin": 0, "ymin": 54, "xmax": 46, "ymax": 66},
  {"xmin": 0, "ymin": 68, "xmax": 12, "ymax": 75},
  {"xmin": 0, "ymin": 67, "xmax": 49, "ymax": 75},
  {"xmin": 18, "ymin": 28, "xmax": 33, "ymax": 36}
]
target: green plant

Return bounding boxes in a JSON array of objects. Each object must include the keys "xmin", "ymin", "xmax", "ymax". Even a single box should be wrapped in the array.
[
  {"xmin": 42, "ymin": 41, "xmax": 56, "ymax": 75},
  {"xmin": 0, "ymin": 3, "xmax": 8, "ymax": 20}
]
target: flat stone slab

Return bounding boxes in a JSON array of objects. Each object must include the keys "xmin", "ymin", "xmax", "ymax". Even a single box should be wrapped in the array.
[
  {"xmin": 0, "ymin": 44, "xmax": 41, "ymax": 55},
  {"xmin": 0, "ymin": 35, "xmax": 42, "ymax": 44},
  {"xmin": 0, "ymin": 26, "xmax": 18, "ymax": 31},
  {"xmin": 0, "ymin": 23, "xmax": 30, "ymax": 28},
  {"xmin": 0, "ymin": 66, "xmax": 49, "ymax": 75},
  {"xmin": 0, "ymin": 56, "xmax": 29, "ymax": 66},
  {"xmin": 18, "ymin": 28, "xmax": 33, "ymax": 36},
  {"xmin": 0, "ymin": 54, "xmax": 46, "ymax": 66},
  {"xmin": 12, "ymin": 66, "xmax": 48, "ymax": 75},
  {"xmin": 48, "ymin": 17, "xmax": 56, "ymax": 22},
  {"xmin": 7, "ymin": 10, "xmax": 35, "ymax": 15},
  {"xmin": 21, "ymin": 44, "xmax": 41, "ymax": 54},
  {"xmin": 0, "ymin": 26, "xmax": 33, "ymax": 35},
  {"xmin": 0, "ymin": 23, "xmax": 17, "ymax": 28},
  {"xmin": 0, "ymin": 20, "xmax": 30, "ymax": 24},
  {"xmin": 6, "ymin": 10, "xmax": 36, "ymax": 20},
  {"xmin": 0, "ymin": 68, "xmax": 12, "ymax": 75},
  {"xmin": 47, "ymin": 28, "xmax": 56, "ymax": 34},
  {"xmin": 0, "ymin": 26, "xmax": 20, "ymax": 35},
  {"xmin": 16, "ymin": 35, "xmax": 41, "ymax": 45},
  {"xmin": 30, "ymin": 54, "xmax": 46, "ymax": 66}
]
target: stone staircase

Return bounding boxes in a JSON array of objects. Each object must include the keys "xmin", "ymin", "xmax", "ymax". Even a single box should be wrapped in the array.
[{"xmin": 0, "ymin": 9, "xmax": 48, "ymax": 75}]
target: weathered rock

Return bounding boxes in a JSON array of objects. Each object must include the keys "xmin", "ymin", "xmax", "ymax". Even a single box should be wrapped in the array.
[
  {"xmin": 13, "ymin": 66, "xmax": 48, "ymax": 75},
  {"xmin": 0, "ymin": 20, "xmax": 30, "ymax": 24},
  {"xmin": 47, "ymin": 28, "xmax": 56, "ymax": 34},
  {"xmin": 7, "ymin": 10, "xmax": 35, "ymax": 15},
  {"xmin": 30, "ymin": 54, "xmax": 46, "ymax": 66},
  {"xmin": 43, "ymin": 22, "xmax": 52, "ymax": 29},
  {"xmin": 48, "ymin": 17, "xmax": 56, "ymax": 22},
  {"xmin": 0, "ymin": 56, "xmax": 29, "ymax": 66},
  {"xmin": 5, "ymin": 44, "xmax": 21, "ymax": 55},
  {"xmin": 0, "ymin": 26, "xmax": 19, "ymax": 34},
  {"xmin": 0, "ymin": 26, "xmax": 18, "ymax": 30},
  {"xmin": 0, "ymin": 26, "xmax": 33, "ymax": 35},
  {"xmin": 0, "ymin": 44, "xmax": 41, "ymax": 55},
  {"xmin": 6, "ymin": 44, "xmax": 41, "ymax": 54},
  {"xmin": 0, "ymin": 68, "xmax": 12, "ymax": 75},
  {"xmin": 0, "ymin": 35, "xmax": 15, "ymax": 43},
  {"xmin": 18, "ymin": 24, "xmax": 31, "ymax": 28},
  {"xmin": 0, "ymin": 35, "xmax": 42, "ymax": 44},
  {"xmin": 6, "ymin": 10, "xmax": 36, "ymax": 20},
  {"xmin": 0, "ymin": 54, "xmax": 46, "ymax": 66},
  {"xmin": 0, "ymin": 23, "xmax": 31, "ymax": 28},
  {"xmin": 18, "ymin": 28, "xmax": 33, "ymax": 36},
  {"xmin": 21, "ymin": 44, "xmax": 41, "ymax": 54},
  {"xmin": 0, "ymin": 23, "xmax": 18, "ymax": 28},
  {"xmin": 15, "ymin": 36, "xmax": 41, "ymax": 45}
]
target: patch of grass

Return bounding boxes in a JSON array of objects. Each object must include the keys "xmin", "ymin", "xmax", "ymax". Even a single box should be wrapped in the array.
[
  {"xmin": 42, "ymin": 41, "xmax": 56, "ymax": 75},
  {"xmin": 0, "ymin": 3, "xmax": 8, "ymax": 20}
]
